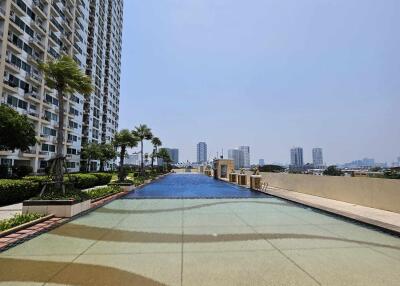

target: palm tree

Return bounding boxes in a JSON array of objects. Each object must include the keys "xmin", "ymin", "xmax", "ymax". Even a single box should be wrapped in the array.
[
  {"xmin": 81, "ymin": 142, "xmax": 102, "ymax": 172},
  {"xmin": 150, "ymin": 137, "xmax": 162, "ymax": 169},
  {"xmin": 157, "ymin": 148, "xmax": 171, "ymax": 172},
  {"xmin": 98, "ymin": 143, "xmax": 117, "ymax": 172},
  {"xmin": 38, "ymin": 56, "xmax": 92, "ymax": 189},
  {"xmin": 132, "ymin": 124, "xmax": 153, "ymax": 175},
  {"xmin": 113, "ymin": 129, "xmax": 138, "ymax": 181}
]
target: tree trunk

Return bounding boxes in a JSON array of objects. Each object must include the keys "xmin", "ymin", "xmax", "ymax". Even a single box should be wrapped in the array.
[
  {"xmin": 140, "ymin": 140, "xmax": 144, "ymax": 175},
  {"xmin": 55, "ymin": 88, "xmax": 65, "ymax": 189},
  {"xmin": 151, "ymin": 147, "xmax": 155, "ymax": 169},
  {"xmin": 119, "ymin": 145, "xmax": 126, "ymax": 181},
  {"xmin": 100, "ymin": 160, "xmax": 104, "ymax": 172}
]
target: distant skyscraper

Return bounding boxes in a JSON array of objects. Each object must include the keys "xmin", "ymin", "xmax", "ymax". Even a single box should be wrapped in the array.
[
  {"xmin": 157, "ymin": 148, "xmax": 179, "ymax": 165},
  {"xmin": 290, "ymin": 147, "xmax": 304, "ymax": 168},
  {"xmin": 228, "ymin": 149, "xmax": 244, "ymax": 169},
  {"xmin": 239, "ymin": 146, "xmax": 250, "ymax": 168},
  {"xmin": 259, "ymin": 159, "xmax": 265, "ymax": 166},
  {"xmin": 169, "ymin": 148, "xmax": 179, "ymax": 164},
  {"xmin": 197, "ymin": 142, "xmax": 207, "ymax": 163},
  {"xmin": 312, "ymin": 148, "xmax": 324, "ymax": 168}
]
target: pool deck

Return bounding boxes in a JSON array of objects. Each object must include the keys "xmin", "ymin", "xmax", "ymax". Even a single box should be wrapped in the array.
[
  {"xmin": 263, "ymin": 186, "xmax": 400, "ymax": 234},
  {"xmin": 1, "ymin": 197, "xmax": 400, "ymax": 285}
]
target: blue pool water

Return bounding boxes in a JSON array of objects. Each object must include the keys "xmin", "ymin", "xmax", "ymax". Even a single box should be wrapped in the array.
[{"xmin": 124, "ymin": 173, "xmax": 269, "ymax": 199}]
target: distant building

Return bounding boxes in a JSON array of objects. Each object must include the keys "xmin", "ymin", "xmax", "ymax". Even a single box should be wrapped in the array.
[
  {"xmin": 290, "ymin": 147, "xmax": 304, "ymax": 169},
  {"xmin": 125, "ymin": 154, "xmax": 139, "ymax": 166},
  {"xmin": 168, "ymin": 148, "xmax": 179, "ymax": 164},
  {"xmin": 239, "ymin": 146, "xmax": 251, "ymax": 168},
  {"xmin": 197, "ymin": 142, "xmax": 207, "ymax": 164},
  {"xmin": 342, "ymin": 158, "xmax": 376, "ymax": 169},
  {"xmin": 158, "ymin": 148, "xmax": 179, "ymax": 165},
  {"xmin": 259, "ymin": 159, "xmax": 265, "ymax": 166},
  {"xmin": 228, "ymin": 149, "xmax": 244, "ymax": 169},
  {"xmin": 312, "ymin": 148, "xmax": 324, "ymax": 168}
]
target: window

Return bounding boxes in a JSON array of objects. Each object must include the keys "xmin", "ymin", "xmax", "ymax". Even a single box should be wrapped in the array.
[
  {"xmin": 44, "ymin": 110, "xmax": 58, "ymax": 122},
  {"xmin": 7, "ymin": 95, "xmax": 27, "ymax": 110},
  {"xmin": 41, "ymin": 144, "xmax": 56, "ymax": 152},
  {"xmin": 42, "ymin": 126, "xmax": 56, "ymax": 136}
]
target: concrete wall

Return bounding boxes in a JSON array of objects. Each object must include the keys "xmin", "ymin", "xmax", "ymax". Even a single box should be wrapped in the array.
[
  {"xmin": 248, "ymin": 172, "xmax": 400, "ymax": 213},
  {"xmin": 172, "ymin": 169, "xmax": 199, "ymax": 173}
]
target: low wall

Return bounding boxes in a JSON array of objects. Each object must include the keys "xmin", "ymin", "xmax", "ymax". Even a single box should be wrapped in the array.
[
  {"xmin": 249, "ymin": 172, "xmax": 400, "ymax": 213},
  {"xmin": 172, "ymin": 169, "xmax": 199, "ymax": 173}
]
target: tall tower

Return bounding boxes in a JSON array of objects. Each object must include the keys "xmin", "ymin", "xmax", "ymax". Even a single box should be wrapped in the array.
[
  {"xmin": 0, "ymin": 0, "xmax": 90, "ymax": 173},
  {"xmin": 312, "ymin": 148, "xmax": 324, "ymax": 168},
  {"xmin": 82, "ymin": 0, "xmax": 123, "ymax": 170},
  {"xmin": 239, "ymin": 146, "xmax": 250, "ymax": 168},
  {"xmin": 197, "ymin": 142, "xmax": 207, "ymax": 163},
  {"xmin": 290, "ymin": 147, "xmax": 304, "ymax": 168}
]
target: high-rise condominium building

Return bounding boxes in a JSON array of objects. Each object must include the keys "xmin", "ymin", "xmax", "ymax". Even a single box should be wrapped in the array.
[
  {"xmin": 312, "ymin": 148, "xmax": 324, "ymax": 168},
  {"xmin": 228, "ymin": 149, "xmax": 244, "ymax": 169},
  {"xmin": 0, "ymin": 0, "xmax": 123, "ymax": 173},
  {"xmin": 239, "ymin": 146, "xmax": 250, "ymax": 168},
  {"xmin": 82, "ymin": 0, "xmax": 123, "ymax": 170},
  {"xmin": 158, "ymin": 148, "xmax": 179, "ymax": 165},
  {"xmin": 259, "ymin": 159, "xmax": 265, "ymax": 166},
  {"xmin": 197, "ymin": 142, "xmax": 207, "ymax": 164},
  {"xmin": 290, "ymin": 147, "xmax": 304, "ymax": 168},
  {"xmin": 0, "ymin": 0, "xmax": 90, "ymax": 172}
]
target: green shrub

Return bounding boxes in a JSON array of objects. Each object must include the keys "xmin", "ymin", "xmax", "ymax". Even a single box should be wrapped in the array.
[
  {"xmin": 68, "ymin": 174, "xmax": 99, "ymax": 189},
  {"xmin": 91, "ymin": 173, "xmax": 112, "ymax": 185},
  {"xmin": 0, "ymin": 179, "xmax": 40, "ymax": 206},
  {"xmin": 34, "ymin": 189, "xmax": 89, "ymax": 202},
  {"xmin": 0, "ymin": 213, "xmax": 44, "ymax": 231},
  {"xmin": 12, "ymin": 166, "xmax": 33, "ymax": 178},
  {"xmin": 23, "ymin": 176, "xmax": 49, "ymax": 186},
  {"xmin": 86, "ymin": 186, "xmax": 121, "ymax": 199}
]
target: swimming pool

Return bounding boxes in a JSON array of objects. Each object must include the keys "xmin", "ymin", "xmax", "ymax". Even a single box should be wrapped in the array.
[{"xmin": 124, "ymin": 173, "xmax": 269, "ymax": 199}]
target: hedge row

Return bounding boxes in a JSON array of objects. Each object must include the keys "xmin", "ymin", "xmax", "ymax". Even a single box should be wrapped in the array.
[
  {"xmin": 0, "ymin": 179, "xmax": 40, "ymax": 206},
  {"xmin": 0, "ymin": 173, "xmax": 112, "ymax": 206}
]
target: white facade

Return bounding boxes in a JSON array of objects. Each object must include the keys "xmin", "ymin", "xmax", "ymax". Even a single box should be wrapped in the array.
[
  {"xmin": 239, "ymin": 146, "xmax": 250, "ymax": 168},
  {"xmin": 197, "ymin": 142, "xmax": 207, "ymax": 163},
  {"xmin": 290, "ymin": 147, "xmax": 304, "ymax": 168},
  {"xmin": 312, "ymin": 148, "xmax": 324, "ymax": 168},
  {"xmin": 228, "ymin": 149, "xmax": 244, "ymax": 169},
  {"xmin": 82, "ymin": 0, "xmax": 123, "ymax": 170},
  {"xmin": 0, "ymin": 0, "xmax": 123, "ymax": 173},
  {"xmin": 0, "ymin": 0, "xmax": 90, "ymax": 173}
]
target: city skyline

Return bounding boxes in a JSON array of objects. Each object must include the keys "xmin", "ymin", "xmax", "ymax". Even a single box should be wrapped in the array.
[{"xmin": 119, "ymin": 0, "xmax": 400, "ymax": 165}]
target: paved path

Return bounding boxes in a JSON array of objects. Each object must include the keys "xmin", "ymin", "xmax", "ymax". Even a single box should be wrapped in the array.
[
  {"xmin": 264, "ymin": 187, "xmax": 400, "ymax": 233},
  {"xmin": 0, "ymin": 203, "xmax": 22, "ymax": 221},
  {"xmin": 1, "ymin": 198, "xmax": 400, "ymax": 285}
]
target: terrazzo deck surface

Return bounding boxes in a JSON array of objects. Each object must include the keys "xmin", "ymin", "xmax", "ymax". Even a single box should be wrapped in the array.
[{"xmin": 0, "ymin": 175, "xmax": 400, "ymax": 285}]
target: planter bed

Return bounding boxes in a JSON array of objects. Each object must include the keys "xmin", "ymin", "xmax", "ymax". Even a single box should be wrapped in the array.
[
  {"xmin": 22, "ymin": 200, "xmax": 91, "ymax": 218},
  {"xmin": 0, "ymin": 214, "xmax": 54, "ymax": 238}
]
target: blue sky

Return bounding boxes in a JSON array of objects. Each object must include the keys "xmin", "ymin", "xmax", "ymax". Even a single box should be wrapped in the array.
[{"xmin": 119, "ymin": 0, "xmax": 400, "ymax": 165}]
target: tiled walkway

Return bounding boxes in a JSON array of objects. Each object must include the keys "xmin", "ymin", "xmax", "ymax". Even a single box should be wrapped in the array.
[{"xmin": 0, "ymin": 198, "xmax": 400, "ymax": 285}]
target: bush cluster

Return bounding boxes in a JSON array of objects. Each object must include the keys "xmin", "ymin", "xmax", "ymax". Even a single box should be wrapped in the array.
[
  {"xmin": 0, "ymin": 172, "xmax": 113, "ymax": 206},
  {"xmin": 91, "ymin": 173, "xmax": 113, "ymax": 185},
  {"xmin": 0, "ymin": 179, "xmax": 40, "ymax": 206},
  {"xmin": 0, "ymin": 213, "xmax": 44, "ymax": 231},
  {"xmin": 86, "ymin": 186, "xmax": 121, "ymax": 200}
]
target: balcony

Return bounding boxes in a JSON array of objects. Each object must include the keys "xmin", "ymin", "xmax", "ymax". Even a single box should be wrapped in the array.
[
  {"xmin": 32, "ymin": 1, "xmax": 47, "ymax": 19},
  {"xmin": 29, "ymin": 38, "xmax": 45, "ymax": 52},
  {"xmin": 3, "ymin": 80, "xmax": 18, "ymax": 93},
  {"xmin": 11, "ymin": 1, "xmax": 25, "ymax": 17}
]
